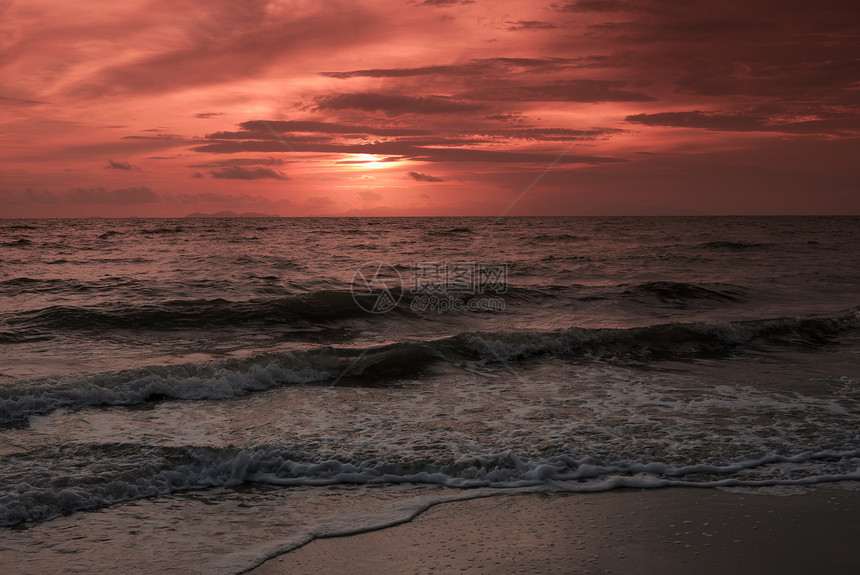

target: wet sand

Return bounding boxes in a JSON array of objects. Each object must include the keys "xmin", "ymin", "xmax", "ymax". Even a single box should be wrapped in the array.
[{"xmin": 245, "ymin": 486, "xmax": 859, "ymax": 575}]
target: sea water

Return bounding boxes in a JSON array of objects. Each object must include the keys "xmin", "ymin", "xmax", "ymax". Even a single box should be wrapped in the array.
[{"xmin": 1, "ymin": 216, "xmax": 858, "ymax": 573}]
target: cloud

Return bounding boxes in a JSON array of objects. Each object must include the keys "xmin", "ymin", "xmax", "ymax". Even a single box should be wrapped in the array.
[
  {"xmin": 0, "ymin": 95, "xmax": 46, "ymax": 106},
  {"xmin": 625, "ymin": 110, "xmax": 760, "ymax": 131},
  {"xmin": 320, "ymin": 57, "xmax": 593, "ymax": 79},
  {"xmin": 566, "ymin": 0, "xmax": 860, "ymax": 105},
  {"xmin": 458, "ymin": 80, "xmax": 653, "ymax": 102},
  {"xmin": 484, "ymin": 113, "xmax": 528, "ymax": 123},
  {"xmin": 625, "ymin": 109, "xmax": 860, "ymax": 135},
  {"xmin": 553, "ymin": 0, "xmax": 634, "ymax": 12},
  {"xmin": 121, "ymin": 134, "xmax": 184, "ymax": 141},
  {"xmin": 477, "ymin": 127, "xmax": 627, "ymax": 141},
  {"xmin": 337, "ymin": 156, "xmax": 403, "ymax": 165},
  {"xmin": 408, "ymin": 148, "xmax": 624, "ymax": 164},
  {"xmin": 216, "ymin": 120, "xmax": 432, "ymax": 138},
  {"xmin": 208, "ymin": 166, "xmax": 289, "ymax": 180},
  {"xmin": 417, "ymin": 0, "xmax": 475, "ymax": 6},
  {"xmin": 189, "ymin": 157, "xmax": 288, "ymax": 168},
  {"xmin": 191, "ymin": 172, "xmax": 204, "ymax": 178},
  {"xmin": 106, "ymin": 159, "xmax": 136, "ymax": 170},
  {"xmin": 506, "ymin": 21, "xmax": 558, "ymax": 31},
  {"xmin": 314, "ymin": 93, "xmax": 483, "ymax": 115},
  {"xmin": 407, "ymin": 171, "xmax": 444, "ymax": 182},
  {"xmin": 64, "ymin": 2, "xmax": 385, "ymax": 97},
  {"xmin": 192, "ymin": 136, "xmax": 623, "ymax": 165},
  {"xmin": 195, "ymin": 112, "xmax": 224, "ymax": 118}
]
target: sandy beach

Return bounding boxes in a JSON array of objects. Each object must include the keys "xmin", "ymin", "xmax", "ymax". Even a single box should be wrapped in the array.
[{"xmin": 246, "ymin": 486, "xmax": 859, "ymax": 575}]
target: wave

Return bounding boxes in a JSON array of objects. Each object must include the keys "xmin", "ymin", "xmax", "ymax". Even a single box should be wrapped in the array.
[
  {"xmin": 1, "ymin": 291, "xmax": 385, "ymax": 333},
  {"xmin": 2, "ymin": 442, "xmax": 857, "ymax": 526},
  {"xmin": 1, "ymin": 312, "xmax": 857, "ymax": 423},
  {"xmin": 1, "ymin": 239, "xmax": 33, "ymax": 247},
  {"xmin": 620, "ymin": 281, "xmax": 746, "ymax": 303},
  {"xmin": 3, "ymin": 280, "xmax": 748, "ymax": 330},
  {"xmin": 697, "ymin": 240, "xmax": 767, "ymax": 250},
  {"xmin": 140, "ymin": 227, "xmax": 185, "ymax": 235},
  {"xmin": 0, "ymin": 331, "xmax": 50, "ymax": 344},
  {"xmin": 0, "ymin": 277, "xmax": 96, "ymax": 296},
  {"xmin": 427, "ymin": 227, "xmax": 472, "ymax": 236},
  {"xmin": 456, "ymin": 312, "xmax": 858, "ymax": 363},
  {"xmin": 531, "ymin": 233, "xmax": 588, "ymax": 242}
]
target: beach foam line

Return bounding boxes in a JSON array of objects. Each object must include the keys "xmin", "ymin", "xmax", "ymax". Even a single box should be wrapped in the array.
[
  {"xmin": 2, "ymin": 442, "xmax": 858, "ymax": 527},
  {"xmin": 225, "ymin": 473, "xmax": 860, "ymax": 574}
]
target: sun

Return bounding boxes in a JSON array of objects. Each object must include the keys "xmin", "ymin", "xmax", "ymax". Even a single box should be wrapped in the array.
[
  {"xmin": 339, "ymin": 154, "xmax": 411, "ymax": 173},
  {"xmin": 352, "ymin": 154, "xmax": 388, "ymax": 168}
]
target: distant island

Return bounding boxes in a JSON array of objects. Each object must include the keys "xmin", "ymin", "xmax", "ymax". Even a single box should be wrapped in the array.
[{"xmin": 184, "ymin": 211, "xmax": 279, "ymax": 218}]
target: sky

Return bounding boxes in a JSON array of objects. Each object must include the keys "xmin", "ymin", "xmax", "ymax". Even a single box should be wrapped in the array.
[{"xmin": 1, "ymin": 0, "xmax": 858, "ymax": 217}]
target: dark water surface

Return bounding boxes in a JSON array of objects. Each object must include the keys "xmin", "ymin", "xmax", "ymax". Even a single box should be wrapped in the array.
[{"xmin": 1, "ymin": 216, "xmax": 858, "ymax": 573}]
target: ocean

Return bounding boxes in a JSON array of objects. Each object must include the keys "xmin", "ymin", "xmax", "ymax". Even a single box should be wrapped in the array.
[{"xmin": 1, "ymin": 216, "xmax": 858, "ymax": 573}]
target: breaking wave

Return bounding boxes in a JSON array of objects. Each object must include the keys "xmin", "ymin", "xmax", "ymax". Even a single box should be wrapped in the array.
[{"xmin": 2, "ymin": 312, "xmax": 857, "ymax": 423}]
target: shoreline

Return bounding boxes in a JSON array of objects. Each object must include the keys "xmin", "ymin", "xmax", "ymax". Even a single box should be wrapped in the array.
[{"xmin": 246, "ymin": 485, "xmax": 859, "ymax": 575}]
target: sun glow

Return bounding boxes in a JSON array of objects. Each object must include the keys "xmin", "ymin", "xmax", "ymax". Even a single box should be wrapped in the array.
[{"xmin": 350, "ymin": 154, "xmax": 388, "ymax": 168}]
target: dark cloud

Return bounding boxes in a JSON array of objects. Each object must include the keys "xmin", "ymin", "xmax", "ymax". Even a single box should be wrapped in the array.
[
  {"xmin": 230, "ymin": 120, "xmax": 432, "ymax": 137},
  {"xmin": 121, "ymin": 134, "xmax": 183, "ymax": 141},
  {"xmin": 189, "ymin": 157, "xmax": 288, "ymax": 168},
  {"xmin": 625, "ymin": 111, "xmax": 760, "ymax": 131},
  {"xmin": 568, "ymin": 0, "xmax": 860, "ymax": 105},
  {"xmin": 407, "ymin": 171, "xmax": 444, "ymax": 182},
  {"xmin": 506, "ymin": 21, "xmax": 558, "ymax": 31},
  {"xmin": 320, "ymin": 57, "xmax": 595, "ymax": 79},
  {"xmin": 407, "ymin": 148, "xmax": 624, "ymax": 165},
  {"xmin": 417, "ymin": 0, "xmax": 474, "ymax": 6},
  {"xmin": 458, "ymin": 80, "xmax": 653, "ymax": 102},
  {"xmin": 209, "ymin": 166, "xmax": 289, "ymax": 180},
  {"xmin": 484, "ymin": 113, "xmax": 528, "ymax": 123},
  {"xmin": 195, "ymin": 112, "xmax": 224, "ymax": 118},
  {"xmin": 191, "ymin": 172, "xmax": 204, "ymax": 178},
  {"xmin": 553, "ymin": 0, "xmax": 634, "ymax": 12},
  {"xmin": 192, "ymin": 137, "xmax": 622, "ymax": 165},
  {"xmin": 625, "ymin": 109, "xmax": 860, "ymax": 136},
  {"xmin": 0, "ymin": 95, "xmax": 46, "ymax": 106},
  {"xmin": 314, "ymin": 93, "xmax": 483, "ymax": 115},
  {"xmin": 321, "ymin": 64, "xmax": 470, "ymax": 79},
  {"xmin": 106, "ymin": 159, "xmax": 135, "ymax": 170},
  {"xmin": 477, "ymin": 127, "xmax": 627, "ymax": 141}
]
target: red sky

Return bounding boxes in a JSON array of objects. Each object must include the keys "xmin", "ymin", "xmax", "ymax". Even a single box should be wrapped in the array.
[{"xmin": 1, "ymin": 0, "xmax": 858, "ymax": 217}]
